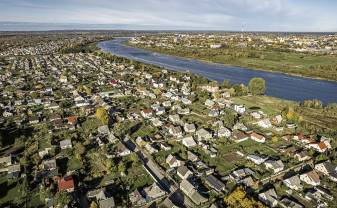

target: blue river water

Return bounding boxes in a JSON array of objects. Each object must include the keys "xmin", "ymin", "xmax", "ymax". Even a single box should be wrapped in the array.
[{"xmin": 97, "ymin": 38, "xmax": 337, "ymax": 104}]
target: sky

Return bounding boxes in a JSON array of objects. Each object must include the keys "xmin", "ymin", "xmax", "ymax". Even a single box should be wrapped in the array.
[{"xmin": 0, "ymin": 0, "xmax": 336, "ymax": 31}]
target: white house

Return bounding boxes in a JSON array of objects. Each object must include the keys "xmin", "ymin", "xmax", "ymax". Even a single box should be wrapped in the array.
[
  {"xmin": 264, "ymin": 160, "xmax": 284, "ymax": 173},
  {"xmin": 315, "ymin": 162, "xmax": 337, "ymax": 182},
  {"xmin": 166, "ymin": 154, "xmax": 183, "ymax": 168},
  {"xmin": 234, "ymin": 105, "xmax": 246, "ymax": 114},
  {"xmin": 177, "ymin": 166, "xmax": 193, "ymax": 179},
  {"xmin": 196, "ymin": 128, "xmax": 212, "ymax": 140},
  {"xmin": 257, "ymin": 119, "xmax": 272, "ymax": 128},
  {"xmin": 184, "ymin": 123, "xmax": 196, "ymax": 133},
  {"xmin": 246, "ymin": 154, "xmax": 266, "ymax": 165},
  {"xmin": 258, "ymin": 188, "xmax": 278, "ymax": 207},
  {"xmin": 217, "ymin": 127, "xmax": 231, "ymax": 138},
  {"xmin": 250, "ymin": 132, "xmax": 266, "ymax": 143},
  {"xmin": 60, "ymin": 139, "xmax": 72, "ymax": 150},
  {"xmin": 283, "ymin": 175, "xmax": 303, "ymax": 191},
  {"xmin": 141, "ymin": 109, "xmax": 153, "ymax": 118},
  {"xmin": 300, "ymin": 170, "xmax": 320, "ymax": 186},
  {"xmin": 182, "ymin": 136, "xmax": 197, "ymax": 148}
]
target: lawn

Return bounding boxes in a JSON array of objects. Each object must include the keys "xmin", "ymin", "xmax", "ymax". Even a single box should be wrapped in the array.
[
  {"xmin": 232, "ymin": 95, "xmax": 294, "ymax": 115},
  {"xmin": 67, "ymin": 157, "xmax": 83, "ymax": 172},
  {"xmin": 0, "ymin": 175, "xmax": 27, "ymax": 206}
]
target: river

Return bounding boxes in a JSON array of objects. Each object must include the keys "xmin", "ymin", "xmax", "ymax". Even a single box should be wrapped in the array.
[{"xmin": 97, "ymin": 38, "xmax": 337, "ymax": 104}]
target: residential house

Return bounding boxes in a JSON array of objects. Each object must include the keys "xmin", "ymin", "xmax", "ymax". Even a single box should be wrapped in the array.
[
  {"xmin": 129, "ymin": 189, "xmax": 146, "ymax": 206},
  {"xmin": 257, "ymin": 119, "xmax": 272, "ymax": 128},
  {"xmin": 196, "ymin": 128, "xmax": 212, "ymax": 140},
  {"xmin": 204, "ymin": 99, "xmax": 215, "ymax": 108},
  {"xmin": 187, "ymin": 151, "xmax": 198, "ymax": 162},
  {"xmin": 300, "ymin": 170, "xmax": 320, "ymax": 186},
  {"xmin": 60, "ymin": 139, "xmax": 72, "ymax": 149},
  {"xmin": 264, "ymin": 160, "xmax": 284, "ymax": 173},
  {"xmin": 141, "ymin": 109, "xmax": 153, "ymax": 118},
  {"xmin": 29, "ymin": 116, "xmax": 39, "ymax": 124},
  {"xmin": 246, "ymin": 154, "xmax": 267, "ymax": 165},
  {"xmin": 177, "ymin": 166, "xmax": 193, "ymax": 179},
  {"xmin": 99, "ymin": 197, "xmax": 115, "ymax": 208},
  {"xmin": 166, "ymin": 154, "xmax": 183, "ymax": 168},
  {"xmin": 169, "ymin": 114, "xmax": 180, "ymax": 124},
  {"xmin": 160, "ymin": 143, "xmax": 171, "ymax": 151},
  {"xmin": 182, "ymin": 136, "xmax": 197, "ymax": 148},
  {"xmin": 0, "ymin": 155, "xmax": 12, "ymax": 166},
  {"xmin": 294, "ymin": 150, "xmax": 311, "ymax": 162},
  {"xmin": 308, "ymin": 141, "xmax": 329, "ymax": 153},
  {"xmin": 115, "ymin": 142, "xmax": 131, "ymax": 157},
  {"xmin": 168, "ymin": 125, "xmax": 182, "ymax": 137},
  {"xmin": 279, "ymin": 197, "xmax": 304, "ymax": 208},
  {"xmin": 58, "ymin": 175, "xmax": 75, "ymax": 192},
  {"xmin": 234, "ymin": 105, "xmax": 245, "ymax": 114},
  {"xmin": 258, "ymin": 188, "xmax": 278, "ymax": 207},
  {"xmin": 145, "ymin": 144, "xmax": 158, "ymax": 154},
  {"xmin": 180, "ymin": 179, "xmax": 208, "ymax": 205},
  {"xmin": 315, "ymin": 162, "xmax": 337, "ymax": 182},
  {"xmin": 142, "ymin": 183, "xmax": 166, "ymax": 200},
  {"xmin": 217, "ymin": 127, "xmax": 231, "ymax": 138},
  {"xmin": 231, "ymin": 130, "xmax": 249, "ymax": 143},
  {"xmin": 98, "ymin": 125, "xmax": 110, "ymax": 135},
  {"xmin": 250, "ymin": 132, "xmax": 266, "ymax": 143},
  {"xmin": 208, "ymin": 110, "xmax": 219, "ymax": 117},
  {"xmin": 272, "ymin": 115, "xmax": 283, "ymax": 124},
  {"xmin": 230, "ymin": 168, "xmax": 254, "ymax": 181},
  {"xmin": 283, "ymin": 175, "xmax": 303, "ymax": 191},
  {"xmin": 151, "ymin": 118, "xmax": 162, "ymax": 127},
  {"xmin": 66, "ymin": 116, "xmax": 78, "ymax": 126},
  {"xmin": 205, "ymin": 175, "xmax": 226, "ymax": 193},
  {"xmin": 184, "ymin": 123, "xmax": 196, "ymax": 133},
  {"xmin": 7, "ymin": 164, "xmax": 20, "ymax": 178}
]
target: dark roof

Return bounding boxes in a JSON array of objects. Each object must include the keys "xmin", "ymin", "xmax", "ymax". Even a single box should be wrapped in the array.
[{"xmin": 205, "ymin": 175, "xmax": 226, "ymax": 192}]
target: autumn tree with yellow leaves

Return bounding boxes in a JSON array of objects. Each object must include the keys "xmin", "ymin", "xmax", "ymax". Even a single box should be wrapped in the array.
[
  {"xmin": 96, "ymin": 107, "xmax": 109, "ymax": 125},
  {"xmin": 224, "ymin": 187, "xmax": 265, "ymax": 208}
]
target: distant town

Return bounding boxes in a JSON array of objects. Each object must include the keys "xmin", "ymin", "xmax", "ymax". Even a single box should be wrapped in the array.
[
  {"xmin": 128, "ymin": 33, "xmax": 337, "ymax": 81},
  {"xmin": 0, "ymin": 31, "xmax": 337, "ymax": 208}
]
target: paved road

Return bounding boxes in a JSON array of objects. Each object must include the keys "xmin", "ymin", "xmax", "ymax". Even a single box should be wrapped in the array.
[
  {"xmin": 125, "ymin": 138, "xmax": 194, "ymax": 207},
  {"xmin": 260, "ymin": 159, "xmax": 313, "ymax": 183}
]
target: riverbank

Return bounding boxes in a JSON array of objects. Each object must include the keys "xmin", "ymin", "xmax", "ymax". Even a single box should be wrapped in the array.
[
  {"xmin": 97, "ymin": 38, "xmax": 337, "ymax": 104},
  {"xmin": 95, "ymin": 44, "xmax": 337, "ymax": 134},
  {"xmin": 126, "ymin": 42, "xmax": 337, "ymax": 82}
]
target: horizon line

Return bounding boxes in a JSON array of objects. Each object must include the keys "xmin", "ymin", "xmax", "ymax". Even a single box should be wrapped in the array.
[{"xmin": 0, "ymin": 21, "xmax": 336, "ymax": 33}]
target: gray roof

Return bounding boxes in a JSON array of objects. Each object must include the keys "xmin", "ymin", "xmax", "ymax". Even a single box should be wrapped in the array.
[
  {"xmin": 205, "ymin": 175, "xmax": 225, "ymax": 192},
  {"xmin": 99, "ymin": 197, "xmax": 115, "ymax": 208},
  {"xmin": 177, "ymin": 166, "xmax": 191, "ymax": 177}
]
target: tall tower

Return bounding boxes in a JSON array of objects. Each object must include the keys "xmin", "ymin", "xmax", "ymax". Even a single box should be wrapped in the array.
[{"xmin": 241, "ymin": 24, "xmax": 244, "ymax": 39}]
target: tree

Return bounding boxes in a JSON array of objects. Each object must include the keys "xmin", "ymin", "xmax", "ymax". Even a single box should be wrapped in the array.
[
  {"xmin": 118, "ymin": 162, "xmax": 126, "ymax": 173},
  {"xmin": 54, "ymin": 191, "xmax": 71, "ymax": 207},
  {"xmin": 233, "ymin": 84, "xmax": 248, "ymax": 96},
  {"xmin": 248, "ymin": 77, "xmax": 266, "ymax": 95},
  {"xmin": 224, "ymin": 187, "xmax": 265, "ymax": 208},
  {"xmin": 222, "ymin": 79, "xmax": 232, "ymax": 88},
  {"xmin": 74, "ymin": 142, "xmax": 85, "ymax": 158},
  {"xmin": 90, "ymin": 201, "xmax": 98, "ymax": 208},
  {"xmin": 96, "ymin": 107, "xmax": 109, "ymax": 125}
]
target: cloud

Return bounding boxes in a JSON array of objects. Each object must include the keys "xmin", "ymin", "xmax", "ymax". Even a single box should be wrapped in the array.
[{"xmin": 0, "ymin": 0, "xmax": 336, "ymax": 31}]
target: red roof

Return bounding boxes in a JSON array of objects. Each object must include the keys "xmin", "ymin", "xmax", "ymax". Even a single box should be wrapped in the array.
[
  {"xmin": 67, "ymin": 116, "xmax": 78, "ymax": 125},
  {"xmin": 59, "ymin": 176, "xmax": 74, "ymax": 191},
  {"xmin": 318, "ymin": 141, "xmax": 327, "ymax": 150},
  {"xmin": 142, "ymin": 109, "xmax": 153, "ymax": 114}
]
